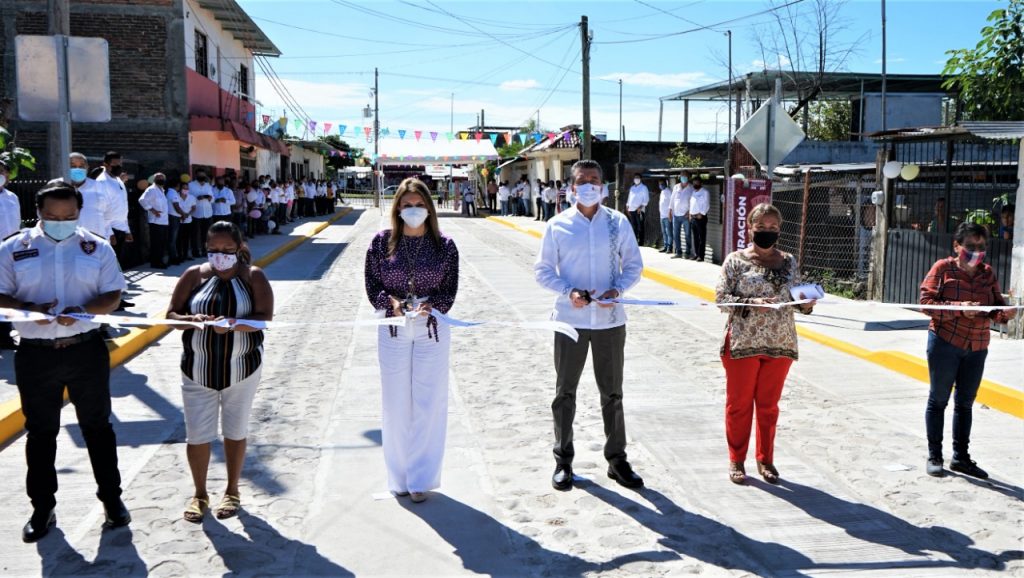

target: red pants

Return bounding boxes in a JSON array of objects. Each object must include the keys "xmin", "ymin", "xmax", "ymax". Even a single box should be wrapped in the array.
[{"xmin": 721, "ymin": 336, "xmax": 793, "ymax": 464}]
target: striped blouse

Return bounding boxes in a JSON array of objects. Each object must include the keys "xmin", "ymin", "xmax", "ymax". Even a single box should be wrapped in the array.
[{"xmin": 181, "ymin": 274, "xmax": 264, "ymax": 390}]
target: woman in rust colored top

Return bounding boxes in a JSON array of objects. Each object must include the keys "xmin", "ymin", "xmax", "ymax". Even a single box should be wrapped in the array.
[{"xmin": 920, "ymin": 222, "xmax": 1015, "ymax": 479}]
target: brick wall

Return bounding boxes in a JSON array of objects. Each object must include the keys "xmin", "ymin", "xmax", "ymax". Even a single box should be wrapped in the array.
[{"xmin": 2, "ymin": 1, "xmax": 189, "ymax": 178}]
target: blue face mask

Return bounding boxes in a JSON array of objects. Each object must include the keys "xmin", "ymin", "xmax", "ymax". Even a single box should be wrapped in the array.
[
  {"xmin": 69, "ymin": 168, "xmax": 88, "ymax": 183},
  {"xmin": 42, "ymin": 220, "xmax": 78, "ymax": 241}
]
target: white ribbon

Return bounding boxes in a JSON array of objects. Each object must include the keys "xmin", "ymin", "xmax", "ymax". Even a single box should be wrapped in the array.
[
  {"xmin": 598, "ymin": 298, "xmax": 1022, "ymax": 312},
  {"xmin": 431, "ymin": 310, "xmax": 580, "ymax": 342}
]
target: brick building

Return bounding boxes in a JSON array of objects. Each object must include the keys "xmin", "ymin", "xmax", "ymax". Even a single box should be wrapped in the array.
[{"xmin": 0, "ymin": 0, "xmax": 285, "ymax": 183}]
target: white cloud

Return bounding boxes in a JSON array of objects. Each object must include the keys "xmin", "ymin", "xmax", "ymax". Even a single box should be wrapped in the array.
[
  {"xmin": 599, "ymin": 72, "xmax": 709, "ymax": 89},
  {"xmin": 751, "ymin": 54, "xmax": 792, "ymax": 71},
  {"xmin": 499, "ymin": 79, "xmax": 541, "ymax": 91}
]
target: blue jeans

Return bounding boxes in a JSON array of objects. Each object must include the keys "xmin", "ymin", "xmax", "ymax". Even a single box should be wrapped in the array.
[
  {"xmin": 672, "ymin": 215, "xmax": 693, "ymax": 256},
  {"xmin": 660, "ymin": 218, "xmax": 672, "ymax": 250},
  {"xmin": 925, "ymin": 331, "xmax": 988, "ymax": 461},
  {"xmin": 500, "ymin": 200, "xmax": 509, "ymax": 216}
]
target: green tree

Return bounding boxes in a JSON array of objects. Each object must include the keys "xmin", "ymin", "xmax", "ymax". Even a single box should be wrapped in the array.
[
  {"xmin": 942, "ymin": 2, "xmax": 1024, "ymax": 121},
  {"xmin": 807, "ymin": 100, "xmax": 852, "ymax": 141},
  {"xmin": 667, "ymin": 143, "xmax": 704, "ymax": 168},
  {"xmin": 0, "ymin": 126, "xmax": 36, "ymax": 179},
  {"xmin": 319, "ymin": 135, "xmax": 361, "ymax": 170}
]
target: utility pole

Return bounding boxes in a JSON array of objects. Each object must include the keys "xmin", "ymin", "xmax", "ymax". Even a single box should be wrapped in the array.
[
  {"xmin": 617, "ymin": 78, "xmax": 623, "ymax": 209},
  {"xmin": 881, "ymin": 0, "xmax": 887, "ymax": 131},
  {"xmin": 373, "ymin": 67, "xmax": 380, "ymax": 207},
  {"xmin": 48, "ymin": 0, "xmax": 71, "ymax": 181},
  {"xmin": 580, "ymin": 15, "xmax": 592, "ymax": 160},
  {"xmin": 726, "ymin": 29, "xmax": 733, "ymax": 175},
  {"xmin": 480, "ymin": 109, "xmax": 485, "ymax": 132}
]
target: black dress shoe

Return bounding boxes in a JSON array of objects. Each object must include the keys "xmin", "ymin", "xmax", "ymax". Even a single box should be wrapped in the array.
[
  {"xmin": 101, "ymin": 497, "xmax": 131, "ymax": 528},
  {"xmin": 22, "ymin": 509, "xmax": 55, "ymax": 543},
  {"xmin": 608, "ymin": 461, "xmax": 644, "ymax": 488},
  {"xmin": 552, "ymin": 465, "xmax": 573, "ymax": 491}
]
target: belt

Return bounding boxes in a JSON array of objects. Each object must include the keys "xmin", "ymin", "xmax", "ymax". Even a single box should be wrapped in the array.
[{"xmin": 20, "ymin": 329, "xmax": 101, "ymax": 350}]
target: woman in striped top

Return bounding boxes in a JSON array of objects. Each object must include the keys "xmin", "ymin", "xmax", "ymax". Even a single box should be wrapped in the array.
[{"xmin": 166, "ymin": 221, "xmax": 274, "ymax": 522}]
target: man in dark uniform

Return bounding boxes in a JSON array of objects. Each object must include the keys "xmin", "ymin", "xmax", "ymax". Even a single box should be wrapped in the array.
[{"xmin": 0, "ymin": 181, "xmax": 130, "ymax": 543}]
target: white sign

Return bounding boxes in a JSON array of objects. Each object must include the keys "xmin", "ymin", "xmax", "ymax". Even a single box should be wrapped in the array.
[{"xmin": 15, "ymin": 35, "xmax": 111, "ymax": 122}]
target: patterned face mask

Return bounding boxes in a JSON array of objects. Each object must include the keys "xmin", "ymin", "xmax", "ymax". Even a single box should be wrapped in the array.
[
  {"xmin": 208, "ymin": 251, "xmax": 238, "ymax": 271},
  {"xmin": 959, "ymin": 247, "xmax": 985, "ymax": 268}
]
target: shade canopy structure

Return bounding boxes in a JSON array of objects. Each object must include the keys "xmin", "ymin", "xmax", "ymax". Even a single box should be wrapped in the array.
[
  {"xmin": 375, "ymin": 138, "xmax": 499, "ymax": 165},
  {"xmin": 660, "ymin": 70, "xmax": 949, "ymax": 103}
]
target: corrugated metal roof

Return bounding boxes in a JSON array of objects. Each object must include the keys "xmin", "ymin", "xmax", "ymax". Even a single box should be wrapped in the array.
[
  {"xmin": 196, "ymin": 0, "xmax": 281, "ymax": 57},
  {"xmin": 958, "ymin": 121, "xmax": 1024, "ymax": 140}
]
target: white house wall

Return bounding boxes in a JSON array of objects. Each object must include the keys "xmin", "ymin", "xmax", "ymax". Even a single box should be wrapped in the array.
[{"xmin": 183, "ymin": 0, "xmax": 254, "ymax": 97}]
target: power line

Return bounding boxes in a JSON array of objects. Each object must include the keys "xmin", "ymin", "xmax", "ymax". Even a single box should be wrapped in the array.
[
  {"xmin": 594, "ymin": 0, "xmax": 806, "ymax": 45},
  {"xmin": 328, "ymin": 0, "xmax": 572, "ymax": 39},
  {"xmin": 415, "ymin": 0, "xmax": 582, "ymax": 77}
]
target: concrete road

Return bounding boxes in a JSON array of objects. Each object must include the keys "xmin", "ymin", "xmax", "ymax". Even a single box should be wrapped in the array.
[{"xmin": 0, "ymin": 209, "xmax": 1020, "ymax": 577}]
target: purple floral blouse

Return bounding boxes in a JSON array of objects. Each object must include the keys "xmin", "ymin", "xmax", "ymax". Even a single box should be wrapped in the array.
[{"xmin": 364, "ymin": 230, "xmax": 459, "ymax": 337}]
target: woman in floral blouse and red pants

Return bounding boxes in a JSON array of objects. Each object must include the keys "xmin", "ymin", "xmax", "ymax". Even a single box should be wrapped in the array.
[{"xmin": 715, "ymin": 204, "xmax": 814, "ymax": 485}]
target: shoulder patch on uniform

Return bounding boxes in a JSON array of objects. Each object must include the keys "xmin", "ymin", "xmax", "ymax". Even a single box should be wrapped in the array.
[
  {"xmin": 13, "ymin": 248, "xmax": 39, "ymax": 261},
  {"xmin": 80, "ymin": 240, "xmax": 97, "ymax": 255}
]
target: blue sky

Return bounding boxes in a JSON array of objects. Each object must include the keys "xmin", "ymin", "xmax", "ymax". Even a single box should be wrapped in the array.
[{"xmin": 242, "ymin": 0, "xmax": 1002, "ymax": 144}]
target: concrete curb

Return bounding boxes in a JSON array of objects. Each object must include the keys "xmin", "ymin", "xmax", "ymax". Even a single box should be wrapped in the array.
[
  {"xmin": 0, "ymin": 208, "xmax": 354, "ymax": 446},
  {"xmin": 486, "ymin": 215, "xmax": 1023, "ymax": 420}
]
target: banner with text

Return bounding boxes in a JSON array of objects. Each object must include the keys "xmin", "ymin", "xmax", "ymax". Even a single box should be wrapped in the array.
[{"xmin": 724, "ymin": 178, "xmax": 772, "ymax": 254}]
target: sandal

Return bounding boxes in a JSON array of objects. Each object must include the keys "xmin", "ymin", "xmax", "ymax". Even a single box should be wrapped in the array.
[
  {"xmin": 215, "ymin": 494, "xmax": 241, "ymax": 519},
  {"xmin": 729, "ymin": 461, "xmax": 746, "ymax": 485},
  {"xmin": 757, "ymin": 461, "xmax": 780, "ymax": 484},
  {"xmin": 184, "ymin": 496, "xmax": 208, "ymax": 523}
]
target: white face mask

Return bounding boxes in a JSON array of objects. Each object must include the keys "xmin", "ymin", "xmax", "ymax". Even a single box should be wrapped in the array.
[
  {"xmin": 0, "ymin": 174, "xmax": 6, "ymax": 188},
  {"xmin": 575, "ymin": 183, "xmax": 602, "ymax": 207},
  {"xmin": 208, "ymin": 252, "xmax": 238, "ymax": 271},
  {"xmin": 633, "ymin": 178, "xmax": 641, "ymax": 185},
  {"xmin": 400, "ymin": 206, "xmax": 429, "ymax": 228}
]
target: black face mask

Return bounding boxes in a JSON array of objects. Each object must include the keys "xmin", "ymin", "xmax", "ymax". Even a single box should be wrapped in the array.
[
  {"xmin": 109, "ymin": 165, "xmax": 123, "ymax": 177},
  {"xmin": 154, "ymin": 179, "xmax": 166, "ymax": 187},
  {"xmin": 752, "ymin": 230, "xmax": 779, "ymax": 249}
]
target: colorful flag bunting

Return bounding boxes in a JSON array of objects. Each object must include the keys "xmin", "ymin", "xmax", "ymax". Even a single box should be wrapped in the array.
[
  {"xmin": 324, "ymin": 122, "xmax": 333, "ymax": 134},
  {"xmin": 430, "ymin": 131, "xmax": 438, "ymax": 142},
  {"xmin": 338, "ymin": 124, "xmax": 346, "ymax": 136},
  {"xmin": 474, "ymin": 132, "xmax": 483, "ymax": 142},
  {"xmin": 309, "ymin": 121, "xmax": 317, "ymax": 132},
  {"xmin": 489, "ymin": 133, "xmax": 498, "ymax": 145},
  {"xmin": 293, "ymin": 119, "xmax": 303, "ymax": 131},
  {"xmin": 414, "ymin": 130, "xmax": 422, "ymax": 141},
  {"xmin": 399, "ymin": 129, "xmax": 407, "ymax": 140}
]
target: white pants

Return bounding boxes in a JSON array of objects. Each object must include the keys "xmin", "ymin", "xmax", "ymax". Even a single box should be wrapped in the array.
[
  {"xmin": 377, "ymin": 317, "xmax": 450, "ymax": 493},
  {"xmin": 181, "ymin": 368, "xmax": 262, "ymax": 445}
]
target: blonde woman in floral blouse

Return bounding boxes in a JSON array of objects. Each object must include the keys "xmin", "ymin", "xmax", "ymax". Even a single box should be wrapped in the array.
[{"xmin": 715, "ymin": 203, "xmax": 814, "ymax": 485}]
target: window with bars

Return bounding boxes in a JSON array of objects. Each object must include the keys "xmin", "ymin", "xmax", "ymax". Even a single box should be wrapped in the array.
[
  {"xmin": 239, "ymin": 64, "xmax": 249, "ymax": 100},
  {"xmin": 194, "ymin": 32, "xmax": 209, "ymax": 77}
]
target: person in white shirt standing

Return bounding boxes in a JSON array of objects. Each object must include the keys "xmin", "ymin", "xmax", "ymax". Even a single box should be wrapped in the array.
[
  {"xmin": 139, "ymin": 173, "xmax": 170, "ymax": 269},
  {"xmin": 191, "ymin": 172, "xmax": 214, "ymax": 258},
  {"xmin": 67, "ymin": 153, "xmax": 113, "ymax": 241},
  {"xmin": 657, "ymin": 180, "xmax": 673, "ymax": 253},
  {"xmin": 165, "ymin": 180, "xmax": 186, "ymax": 266},
  {"xmin": 95, "ymin": 152, "xmax": 132, "ymax": 264},
  {"xmin": 688, "ymin": 175, "xmax": 711, "ymax": 262},
  {"xmin": 0, "ymin": 160, "xmax": 21, "ymax": 349},
  {"xmin": 534, "ymin": 159, "xmax": 645, "ymax": 492},
  {"xmin": 542, "ymin": 180, "xmax": 557, "ymax": 221},
  {"xmin": 176, "ymin": 181, "xmax": 197, "ymax": 260},
  {"xmin": 212, "ymin": 176, "xmax": 235, "ymax": 223},
  {"xmin": 0, "ymin": 181, "xmax": 131, "ymax": 542},
  {"xmin": 625, "ymin": 174, "xmax": 649, "ymax": 246},
  {"xmin": 669, "ymin": 173, "xmax": 695, "ymax": 259},
  {"xmin": 497, "ymin": 181, "xmax": 511, "ymax": 216}
]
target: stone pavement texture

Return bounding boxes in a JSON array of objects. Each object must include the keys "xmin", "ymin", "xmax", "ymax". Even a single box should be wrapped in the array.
[{"xmin": 0, "ymin": 208, "xmax": 1021, "ymax": 577}]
